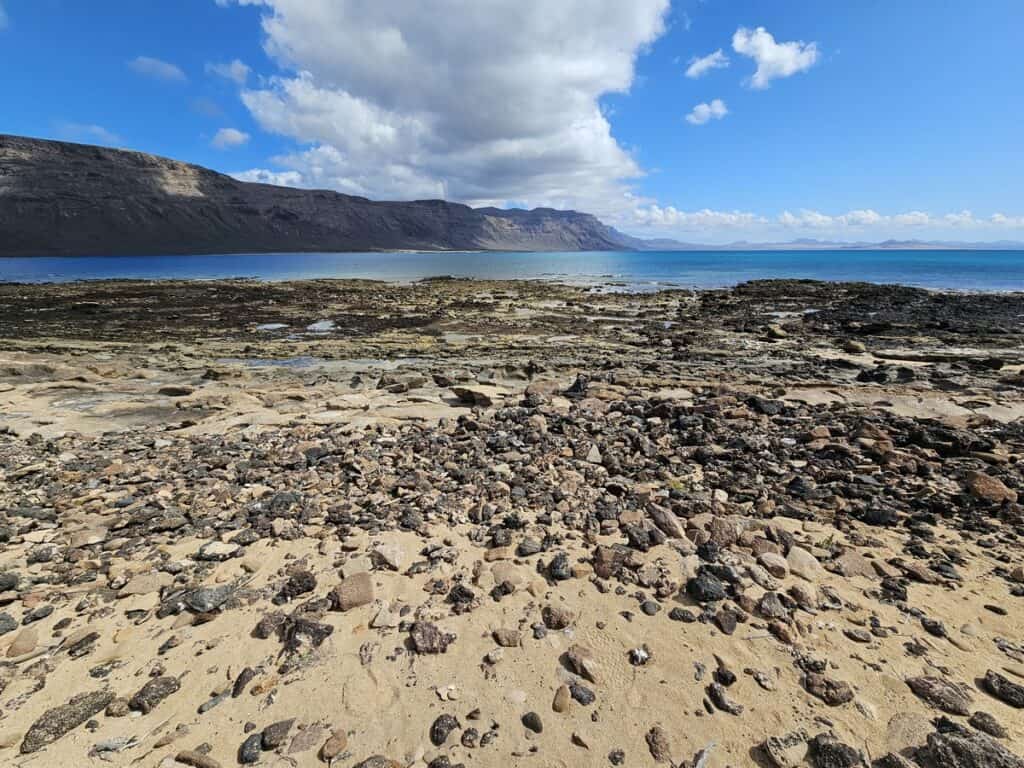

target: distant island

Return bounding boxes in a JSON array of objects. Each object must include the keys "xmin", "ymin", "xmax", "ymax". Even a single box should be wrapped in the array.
[{"xmin": 1, "ymin": 134, "xmax": 1022, "ymax": 257}]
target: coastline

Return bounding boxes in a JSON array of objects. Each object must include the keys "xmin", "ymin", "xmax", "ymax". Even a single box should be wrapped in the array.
[{"xmin": 3, "ymin": 250, "xmax": 1024, "ymax": 292}]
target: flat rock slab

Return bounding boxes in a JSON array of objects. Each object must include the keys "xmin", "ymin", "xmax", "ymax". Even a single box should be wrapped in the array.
[{"xmin": 21, "ymin": 690, "xmax": 115, "ymax": 753}]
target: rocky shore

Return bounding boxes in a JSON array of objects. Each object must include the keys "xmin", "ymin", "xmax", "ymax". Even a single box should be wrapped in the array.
[{"xmin": 1, "ymin": 278, "xmax": 1023, "ymax": 768}]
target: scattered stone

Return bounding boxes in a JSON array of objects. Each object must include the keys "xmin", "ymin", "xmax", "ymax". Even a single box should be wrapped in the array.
[
  {"xmin": 924, "ymin": 728, "xmax": 1024, "ymax": 768},
  {"xmin": 331, "ymin": 572, "xmax": 374, "ymax": 611},
  {"xmin": 321, "ymin": 730, "xmax": 348, "ymax": 761},
  {"xmin": 522, "ymin": 712, "xmax": 543, "ymax": 733},
  {"xmin": 5, "ymin": 625, "xmax": 36, "ymax": 656},
  {"xmin": 20, "ymin": 690, "xmax": 116, "ymax": 753},
  {"xmin": 906, "ymin": 675, "xmax": 973, "ymax": 715},
  {"xmin": 646, "ymin": 725, "xmax": 672, "ymax": 763},
  {"xmin": 964, "ymin": 471, "xmax": 1017, "ymax": 504},
  {"xmin": 411, "ymin": 622, "xmax": 455, "ymax": 654},
  {"xmin": 185, "ymin": 584, "xmax": 233, "ymax": 613},
  {"xmin": 983, "ymin": 669, "xmax": 1024, "ymax": 708},
  {"xmin": 352, "ymin": 758, "xmax": 402, "ymax": 768},
  {"xmin": 553, "ymin": 685, "xmax": 571, "ymax": 713},
  {"xmin": 761, "ymin": 730, "xmax": 808, "ymax": 767},
  {"xmin": 969, "ymin": 711, "xmax": 1008, "ymax": 739},
  {"xmin": 238, "ymin": 733, "xmax": 262, "ymax": 764},
  {"xmin": 174, "ymin": 751, "xmax": 222, "ymax": 768},
  {"xmin": 805, "ymin": 673, "xmax": 855, "ymax": 706},
  {"xmin": 808, "ymin": 733, "xmax": 866, "ymax": 768},
  {"xmin": 430, "ymin": 714, "xmax": 461, "ymax": 746},
  {"xmin": 129, "ymin": 676, "xmax": 181, "ymax": 714},
  {"xmin": 493, "ymin": 628, "xmax": 521, "ymax": 647},
  {"xmin": 687, "ymin": 572, "xmax": 727, "ymax": 603},
  {"xmin": 565, "ymin": 644, "xmax": 600, "ymax": 684},
  {"xmin": 542, "ymin": 604, "xmax": 575, "ymax": 630}
]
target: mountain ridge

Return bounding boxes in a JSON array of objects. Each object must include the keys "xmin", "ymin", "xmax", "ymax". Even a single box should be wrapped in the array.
[
  {"xmin": 0, "ymin": 134, "xmax": 632, "ymax": 257},
  {"xmin": 1, "ymin": 134, "xmax": 1021, "ymax": 256}
]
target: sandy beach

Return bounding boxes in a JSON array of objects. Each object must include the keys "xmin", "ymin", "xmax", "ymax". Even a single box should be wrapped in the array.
[{"xmin": 1, "ymin": 278, "xmax": 1023, "ymax": 768}]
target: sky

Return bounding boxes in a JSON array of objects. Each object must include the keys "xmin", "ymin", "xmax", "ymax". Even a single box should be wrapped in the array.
[{"xmin": 1, "ymin": 0, "xmax": 1023, "ymax": 244}]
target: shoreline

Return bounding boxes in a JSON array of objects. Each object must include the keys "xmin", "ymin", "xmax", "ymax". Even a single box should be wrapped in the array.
[{"xmin": 4, "ymin": 251, "xmax": 1024, "ymax": 294}]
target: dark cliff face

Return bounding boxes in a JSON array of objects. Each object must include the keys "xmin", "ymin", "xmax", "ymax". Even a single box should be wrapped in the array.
[{"xmin": 0, "ymin": 135, "xmax": 632, "ymax": 257}]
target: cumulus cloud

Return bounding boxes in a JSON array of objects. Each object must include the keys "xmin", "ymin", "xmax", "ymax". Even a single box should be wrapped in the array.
[
  {"xmin": 685, "ymin": 99, "xmax": 728, "ymax": 125},
  {"xmin": 732, "ymin": 26, "xmax": 818, "ymax": 89},
  {"xmin": 633, "ymin": 205, "xmax": 766, "ymax": 231},
  {"xmin": 223, "ymin": 0, "xmax": 670, "ymax": 216},
  {"xmin": 206, "ymin": 58, "xmax": 251, "ymax": 85},
  {"xmin": 685, "ymin": 49, "xmax": 729, "ymax": 79},
  {"xmin": 233, "ymin": 168, "xmax": 304, "ymax": 186},
  {"xmin": 211, "ymin": 127, "xmax": 251, "ymax": 149},
  {"xmin": 129, "ymin": 55, "xmax": 187, "ymax": 82},
  {"xmin": 777, "ymin": 209, "xmax": 1024, "ymax": 234},
  {"xmin": 55, "ymin": 122, "xmax": 123, "ymax": 146},
  {"xmin": 625, "ymin": 206, "xmax": 1024, "ymax": 241}
]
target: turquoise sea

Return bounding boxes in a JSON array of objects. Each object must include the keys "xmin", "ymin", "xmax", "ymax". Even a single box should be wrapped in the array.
[{"xmin": 1, "ymin": 250, "xmax": 1022, "ymax": 291}]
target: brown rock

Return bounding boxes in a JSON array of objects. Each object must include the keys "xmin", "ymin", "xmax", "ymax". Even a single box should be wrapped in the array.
[
  {"xmin": 542, "ymin": 604, "xmax": 575, "ymax": 630},
  {"xmin": 758, "ymin": 552, "xmax": 789, "ymax": 579},
  {"xmin": 321, "ymin": 729, "xmax": 348, "ymax": 761},
  {"xmin": 831, "ymin": 551, "xmax": 876, "ymax": 579},
  {"xmin": 646, "ymin": 725, "xmax": 672, "ymax": 763},
  {"xmin": 6, "ymin": 626, "xmax": 38, "ymax": 657},
  {"xmin": 330, "ymin": 572, "xmax": 374, "ymax": 612},
  {"xmin": 648, "ymin": 504, "xmax": 685, "ymax": 538},
  {"xmin": 175, "ymin": 751, "xmax": 222, "ymax": 768},
  {"xmin": 964, "ymin": 470, "xmax": 1017, "ymax": 504},
  {"xmin": 565, "ymin": 644, "xmax": 600, "ymax": 684},
  {"xmin": 804, "ymin": 673, "xmax": 855, "ymax": 706},
  {"xmin": 493, "ymin": 628, "xmax": 521, "ymax": 647},
  {"xmin": 553, "ymin": 685, "xmax": 571, "ymax": 713}
]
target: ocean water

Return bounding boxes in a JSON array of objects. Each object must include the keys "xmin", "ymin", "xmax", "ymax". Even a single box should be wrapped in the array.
[{"xmin": 1, "ymin": 250, "xmax": 1022, "ymax": 291}]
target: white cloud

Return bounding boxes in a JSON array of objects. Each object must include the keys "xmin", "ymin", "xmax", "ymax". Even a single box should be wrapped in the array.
[
  {"xmin": 233, "ymin": 168, "xmax": 304, "ymax": 186},
  {"xmin": 625, "ymin": 206, "xmax": 1024, "ymax": 242},
  {"xmin": 0, "ymin": 2, "xmax": 8, "ymax": 30},
  {"xmin": 223, "ymin": 0, "xmax": 670, "ymax": 217},
  {"xmin": 891, "ymin": 211, "xmax": 932, "ymax": 227},
  {"xmin": 732, "ymin": 26, "xmax": 819, "ymax": 89},
  {"xmin": 776, "ymin": 209, "xmax": 1024, "ymax": 235},
  {"xmin": 55, "ymin": 122, "xmax": 123, "ymax": 146},
  {"xmin": 685, "ymin": 49, "xmax": 729, "ymax": 79},
  {"xmin": 206, "ymin": 58, "xmax": 251, "ymax": 85},
  {"xmin": 942, "ymin": 210, "xmax": 977, "ymax": 227},
  {"xmin": 685, "ymin": 99, "xmax": 728, "ymax": 125},
  {"xmin": 129, "ymin": 55, "xmax": 187, "ymax": 82},
  {"xmin": 211, "ymin": 127, "xmax": 251, "ymax": 149},
  {"xmin": 633, "ymin": 205, "xmax": 766, "ymax": 231},
  {"xmin": 990, "ymin": 213, "xmax": 1024, "ymax": 228}
]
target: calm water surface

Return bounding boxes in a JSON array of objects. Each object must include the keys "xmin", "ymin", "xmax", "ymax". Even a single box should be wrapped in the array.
[{"xmin": 1, "ymin": 250, "xmax": 1022, "ymax": 291}]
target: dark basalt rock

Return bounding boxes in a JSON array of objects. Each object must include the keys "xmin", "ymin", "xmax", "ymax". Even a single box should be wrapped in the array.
[
  {"xmin": 906, "ymin": 675, "xmax": 972, "ymax": 715},
  {"xmin": 686, "ymin": 572, "xmax": 727, "ymax": 603},
  {"xmin": 982, "ymin": 669, "xmax": 1024, "ymax": 708},
  {"xmin": 129, "ymin": 676, "xmax": 181, "ymax": 714},
  {"xmin": 924, "ymin": 728, "xmax": 1024, "ymax": 768},
  {"xmin": 430, "ymin": 714, "xmax": 461, "ymax": 746},
  {"xmin": 809, "ymin": 733, "xmax": 866, "ymax": 768},
  {"xmin": 21, "ymin": 690, "xmax": 116, "ymax": 753}
]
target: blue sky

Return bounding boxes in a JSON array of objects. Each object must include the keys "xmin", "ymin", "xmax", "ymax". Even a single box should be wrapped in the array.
[{"xmin": 2, "ymin": 0, "xmax": 1022, "ymax": 242}]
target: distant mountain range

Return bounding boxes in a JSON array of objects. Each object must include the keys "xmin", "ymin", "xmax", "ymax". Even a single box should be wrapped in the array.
[
  {"xmin": 1, "ymin": 134, "xmax": 1021, "ymax": 256},
  {"xmin": 637, "ymin": 237, "xmax": 1024, "ymax": 251}
]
